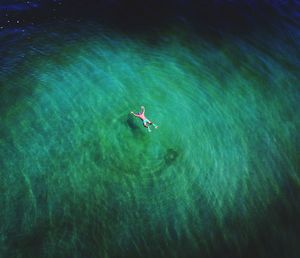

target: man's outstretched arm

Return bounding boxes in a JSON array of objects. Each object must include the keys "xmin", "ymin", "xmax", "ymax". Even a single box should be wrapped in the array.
[
  {"xmin": 130, "ymin": 111, "xmax": 139, "ymax": 117},
  {"xmin": 141, "ymin": 106, "xmax": 145, "ymax": 114}
]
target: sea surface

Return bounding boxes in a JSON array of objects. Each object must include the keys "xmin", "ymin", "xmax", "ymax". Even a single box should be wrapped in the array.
[{"xmin": 0, "ymin": 4, "xmax": 299, "ymax": 258}]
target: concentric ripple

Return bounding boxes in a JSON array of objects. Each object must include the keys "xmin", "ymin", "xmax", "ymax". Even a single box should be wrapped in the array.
[{"xmin": 0, "ymin": 22, "xmax": 299, "ymax": 258}]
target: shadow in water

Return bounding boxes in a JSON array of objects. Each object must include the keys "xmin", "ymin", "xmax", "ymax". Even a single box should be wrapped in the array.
[
  {"xmin": 164, "ymin": 148, "xmax": 179, "ymax": 166},
  {"xmin": 145, "ymin": 148, "xmax": 180, "ymax": 178},
  {"xmin": 126, "ymin": 115, "xmax": 145, "ymax": 138},
  {"xmin": 126, "ymin": 116, "xmax": 139, "ymax": 130}
]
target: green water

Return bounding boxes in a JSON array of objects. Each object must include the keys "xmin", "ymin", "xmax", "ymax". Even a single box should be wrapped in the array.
[{"xmin": 0, "ymin": 24, "xmax": 299, "ymax": 258}]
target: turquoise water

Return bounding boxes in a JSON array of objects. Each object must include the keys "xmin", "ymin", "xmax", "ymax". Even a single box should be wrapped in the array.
[{"xmin": 0, "ymin": 23, "xmax": 299, "ymax": 258}]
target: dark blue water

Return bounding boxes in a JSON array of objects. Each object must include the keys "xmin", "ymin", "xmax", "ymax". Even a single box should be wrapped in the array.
[{"xmin": 0, "ymin": 1, "xmax": 300, "ymax": 258}]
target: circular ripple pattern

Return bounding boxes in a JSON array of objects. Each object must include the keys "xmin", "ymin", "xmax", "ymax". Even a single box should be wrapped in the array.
[{"xmin": 0, "ymin": 23, "xmax": 299, "ymax": 258}]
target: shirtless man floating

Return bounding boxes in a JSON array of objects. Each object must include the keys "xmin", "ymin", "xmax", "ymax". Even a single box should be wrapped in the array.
[{"xmin": 130, "ymin": 106, "xmax": 158, "ymax": 132}]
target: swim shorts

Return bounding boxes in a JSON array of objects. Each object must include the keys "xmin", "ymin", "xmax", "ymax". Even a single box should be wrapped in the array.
[{"xmin": 143, "ymin": 119, "xmax": 151, "ymax": 124}]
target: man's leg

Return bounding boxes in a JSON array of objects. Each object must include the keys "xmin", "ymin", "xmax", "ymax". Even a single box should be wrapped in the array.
[
  {"xmin": 149, "ymin": 121, "xmax": 158, "ymax": 129},
  {"xmin": 144, "ymin": 122, "xmax": 151, "ymax": 132}
]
